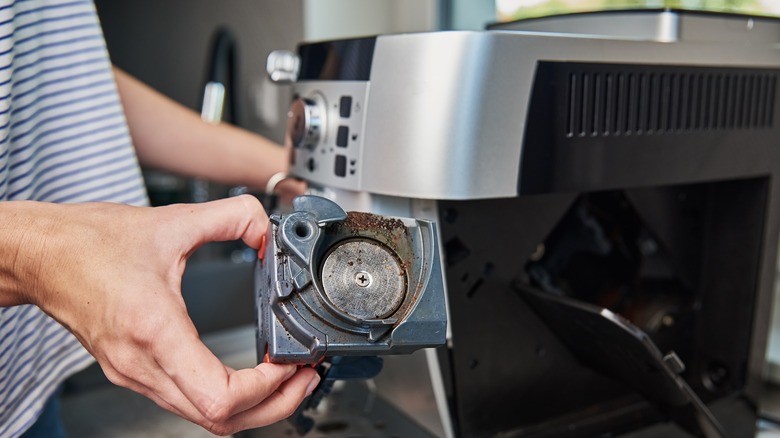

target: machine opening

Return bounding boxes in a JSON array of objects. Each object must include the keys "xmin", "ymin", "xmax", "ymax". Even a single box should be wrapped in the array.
[
  {"xmin": 524, "ymin": 190, "xmax": 696, "ymax": 368},
  {"xmin": 505, "ymin": 177, "xmax": 768, "ymax": 434},
  {"xmin": 438, "ymin": 175, "xmax": 770, "ymax": 436}
]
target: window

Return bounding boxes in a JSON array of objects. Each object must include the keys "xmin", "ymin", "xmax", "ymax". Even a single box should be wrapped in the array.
[{"xmin": 496, "ymin": 0, "xmax": 780, "ymax": 22}]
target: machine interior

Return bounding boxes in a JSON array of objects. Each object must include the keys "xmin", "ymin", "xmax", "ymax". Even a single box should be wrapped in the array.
[{"xmin": 439, "ymin": 177, "xmax": 768, "ymax": 436}]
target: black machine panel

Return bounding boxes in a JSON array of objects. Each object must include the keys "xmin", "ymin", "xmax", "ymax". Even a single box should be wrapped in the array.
[
  {"xmin": 519, "ymin": 62, "xmax": 780, "ymax": 195},
  {"xmin": 437, "ymin": 61, "xmax": 780, "ymax": 437},
  {"xmin": 297, "ymin": 37, "xmax": 377, "ymax": 81},
  {"xmin": 439, "ymin": 179, "xmax": 769, "ymax": 437}
]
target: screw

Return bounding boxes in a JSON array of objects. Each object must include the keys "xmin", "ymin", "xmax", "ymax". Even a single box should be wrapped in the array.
[{"xmin": 354, "ymin": 271, "xmax": 372, "ymax": 287}]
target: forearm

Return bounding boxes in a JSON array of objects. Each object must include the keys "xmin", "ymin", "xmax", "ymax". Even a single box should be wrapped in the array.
[{"xmin": 113, "ymin": 67, "xmax": 289, "ymax": 189}]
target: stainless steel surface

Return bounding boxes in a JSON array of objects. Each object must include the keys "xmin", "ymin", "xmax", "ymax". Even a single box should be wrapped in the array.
[
  {"xmin": 266, "ymin": 49, "xmax": 300, "ymax": 84},
  {"xmin": 363, "ymin": 30, "xmax": 780, "ymax": 200},
  {"xmin": 491, "ymin": 10, "xmax": 680, "ymax": 41},
  {"xmin": 490, "ymin": 9, "xmax": 780, "ymax": 44},
  {"xmin": 286, "ymin": 81, "xmax": 369, "ymax": 191},
  {"xmin": 321, "ymin": 239, "xmax": 406, "ymax": 320},
  {"xmin": 287, "ymin": 17, "xmax": 780, "ymax": 200}
]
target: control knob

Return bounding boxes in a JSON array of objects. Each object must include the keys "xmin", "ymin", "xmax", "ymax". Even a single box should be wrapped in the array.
[
  {"xmin": 266, "ymin": 50, "xmax": 299, "ymax": 84},
  {"xmin": 286, "ymin": 96, "xmax": 326, "ymax": 150}
]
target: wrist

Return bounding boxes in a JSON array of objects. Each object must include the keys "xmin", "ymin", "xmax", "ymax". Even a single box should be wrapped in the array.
[{"xmin": 0, "ymin": 201, "xmax": 58, "ymax": 307}]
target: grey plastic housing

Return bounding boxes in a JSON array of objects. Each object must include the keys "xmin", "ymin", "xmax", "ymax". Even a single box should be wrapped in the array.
[{"xmin": 255, "ymin": 195, "xmax": 447, "ymax": 364}]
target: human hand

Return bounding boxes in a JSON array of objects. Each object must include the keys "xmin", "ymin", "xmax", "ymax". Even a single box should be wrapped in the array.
[
  {"xmin": 5, "ymin": 195, "xmax": 318, "ymax": 435},
  {"xmin": 274, "ymin": 177, "xmax": 307, "ymax": 205}
]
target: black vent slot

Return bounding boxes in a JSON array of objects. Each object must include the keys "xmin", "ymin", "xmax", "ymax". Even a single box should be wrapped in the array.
[
  {"xmin": 521, "ymin": 62, "xmax": 780, "ymax": 195},
  {"xmin": 566, "ymin": 71, "xmax": 777, "ymax": 137}
]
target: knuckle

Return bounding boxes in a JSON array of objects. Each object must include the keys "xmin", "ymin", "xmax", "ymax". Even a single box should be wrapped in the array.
[
  {"xmin": 110, "ymin": 361, "xmax": 132, "ymax": 380},
  {"xmin": 127, "ymin": 327, "xmax": 155, "ymax": 349},
  {"xmin": 102, "ymin": 367, "xmax": 130, "ymax": 388},
  {"xmin": 236, "ymin": 194, "xmax": 261, "ymax": 214},
  {"xmin": 200, "ymin": 396, "xmax": 234, "ymax": 424},
  {"xmin": 126, "ymin": 310, "xmax": 170, "ymax": 349}
]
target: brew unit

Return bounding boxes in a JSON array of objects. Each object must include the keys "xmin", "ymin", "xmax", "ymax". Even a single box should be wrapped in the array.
[{"xmin": 268, "ymin": 10, "xmax": 780, "ymax": 437}]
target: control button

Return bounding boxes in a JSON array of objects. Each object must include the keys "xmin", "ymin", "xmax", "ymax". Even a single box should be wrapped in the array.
[
  {"xmin": 350, "ymin": 159, "xmax": 356, "ymax": 166},
  {"xmin": 339, "ymin": 96, "xmax": 352, "ymax": 118},
  {"xmin": 336, "ymin": 126, "xmax": 349, "ymax": 148},
  {"xmin": 335, "ymin": 155, "xmax": 347, "ymax": 177},
  {"xmin": 307, "ymin": 157, "xmax": 316, "ymax": 172}
]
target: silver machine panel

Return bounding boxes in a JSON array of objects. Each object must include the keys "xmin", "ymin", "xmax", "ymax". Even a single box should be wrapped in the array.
[
  {"xmin": 285, "ymin": 12, "xmax": 780, "ymax": 201},
  {"xmin": 259, "ymin": 9, "xmax": 780, "ymax": 438}
]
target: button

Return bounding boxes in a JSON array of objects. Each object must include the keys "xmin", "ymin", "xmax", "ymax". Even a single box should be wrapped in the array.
[
  {"xmin": 339, "ymin": 96, "xmax": 352, "ymax": 118},
  {"xmin": 335, "ymin": 155, "xmax": 347, "ymax": 177},
  {"xmin": 336, "ymin": 126, "xmax": 349, "ymax": 147}
]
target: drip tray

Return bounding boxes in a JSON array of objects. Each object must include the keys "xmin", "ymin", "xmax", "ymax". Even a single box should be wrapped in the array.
[{"xmin": 519, "ymin": 286, "xmax": 727, "ymax": 438}]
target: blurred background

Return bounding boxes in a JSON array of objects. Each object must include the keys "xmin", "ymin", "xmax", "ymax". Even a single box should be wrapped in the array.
[{"xmin": 497, "ymin": 0, "xmax": 780, "ymax": 22}]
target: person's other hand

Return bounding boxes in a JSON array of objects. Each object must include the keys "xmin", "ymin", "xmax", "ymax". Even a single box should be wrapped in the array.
[
  {"xmin": 274, "ymin": 177, "xmax": 307, "ymax": 205},
  {"xmin": 5, "ymin": 195, "xmax": 319, "ymax": 435}
]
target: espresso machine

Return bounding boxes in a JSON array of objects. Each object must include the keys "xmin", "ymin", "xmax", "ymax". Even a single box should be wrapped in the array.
[{"xmin": 264, "ymin": 9, "xmax": 780, "ymax": 437}]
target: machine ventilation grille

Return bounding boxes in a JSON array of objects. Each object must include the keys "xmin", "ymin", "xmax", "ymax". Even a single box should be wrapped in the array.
[{"xmin": 566, "ymin": 72, "xmax": 777, "ymax": 137}]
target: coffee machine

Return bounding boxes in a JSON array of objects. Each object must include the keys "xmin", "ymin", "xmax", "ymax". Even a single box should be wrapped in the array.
[{"xmin": 266, "ymin": 9, "xmax": 780, "ymax": 437}]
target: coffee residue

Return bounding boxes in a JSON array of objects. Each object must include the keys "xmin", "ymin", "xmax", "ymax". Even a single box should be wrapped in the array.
[{"xmin": 344, "ymin": 211, "xmax": 405, "ymax": 233}]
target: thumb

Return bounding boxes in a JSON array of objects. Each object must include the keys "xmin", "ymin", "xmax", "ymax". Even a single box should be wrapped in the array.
[{"xmin": 169, "ymin": 194, "xmax": 269, "ymax": 251}]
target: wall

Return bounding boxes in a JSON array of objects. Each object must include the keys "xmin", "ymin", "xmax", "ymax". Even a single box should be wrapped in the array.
[
  {"xmin": 303, "ymin": 0, "xmax": 438, "ymax": 41},
  {"xmin": 450, "ymin": 0, "xmax": 496, "ymax": 30},
  {"xmin": 94, "ymin": 0, "xmax": 442, "ymax": 140},
  {"xmin": 94, "ymin": 0, "xmax": 305, "ymax": 142}
]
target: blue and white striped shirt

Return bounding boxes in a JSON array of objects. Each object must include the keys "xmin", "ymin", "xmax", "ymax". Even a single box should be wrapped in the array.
[{"xmin": 0, "ymin": 0, "xmax": 147, "ymax": 435}]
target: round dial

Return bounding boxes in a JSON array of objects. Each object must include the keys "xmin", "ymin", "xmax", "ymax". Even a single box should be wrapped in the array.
[{"xmin": 286, "ymin": 96, "xmax": 325, "ymax": 150}]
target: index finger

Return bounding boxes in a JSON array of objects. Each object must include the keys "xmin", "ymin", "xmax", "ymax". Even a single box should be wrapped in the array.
[
  {"xmin": 167, "ymin": 194, "xmax": 269, "ymax": 251},
  {"xmin": 155, "ymin": 325, "xmax": 300, "ymax": 422}
]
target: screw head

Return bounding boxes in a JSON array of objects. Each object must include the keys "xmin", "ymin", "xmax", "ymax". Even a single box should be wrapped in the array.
[
  {"xmin": 354, "ymin": 271, "xmax": 373, "ymax": 287},
  {"xmin": 321, "ymin": 239, "xmax": 406, "ymax": 320}
]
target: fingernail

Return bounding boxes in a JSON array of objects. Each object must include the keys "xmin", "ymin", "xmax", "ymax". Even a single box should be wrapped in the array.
[{"xmin": 305, "ymin": 374, "xmax": 320, "ymax": 397}]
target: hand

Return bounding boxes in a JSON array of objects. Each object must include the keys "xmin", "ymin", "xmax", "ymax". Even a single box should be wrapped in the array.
[
  {"xmin": 274, "ymin": 177, "xmax": 307, "ymax": 205},
  {"xmin": 4, "ymin": 195, "xmax": 319, "ymax": 435}
]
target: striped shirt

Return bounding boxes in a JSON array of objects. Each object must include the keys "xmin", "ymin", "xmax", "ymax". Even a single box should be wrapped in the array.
[{"xmin": 0, "ymin": 0, "xmax": 147, "ymax": 435}]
